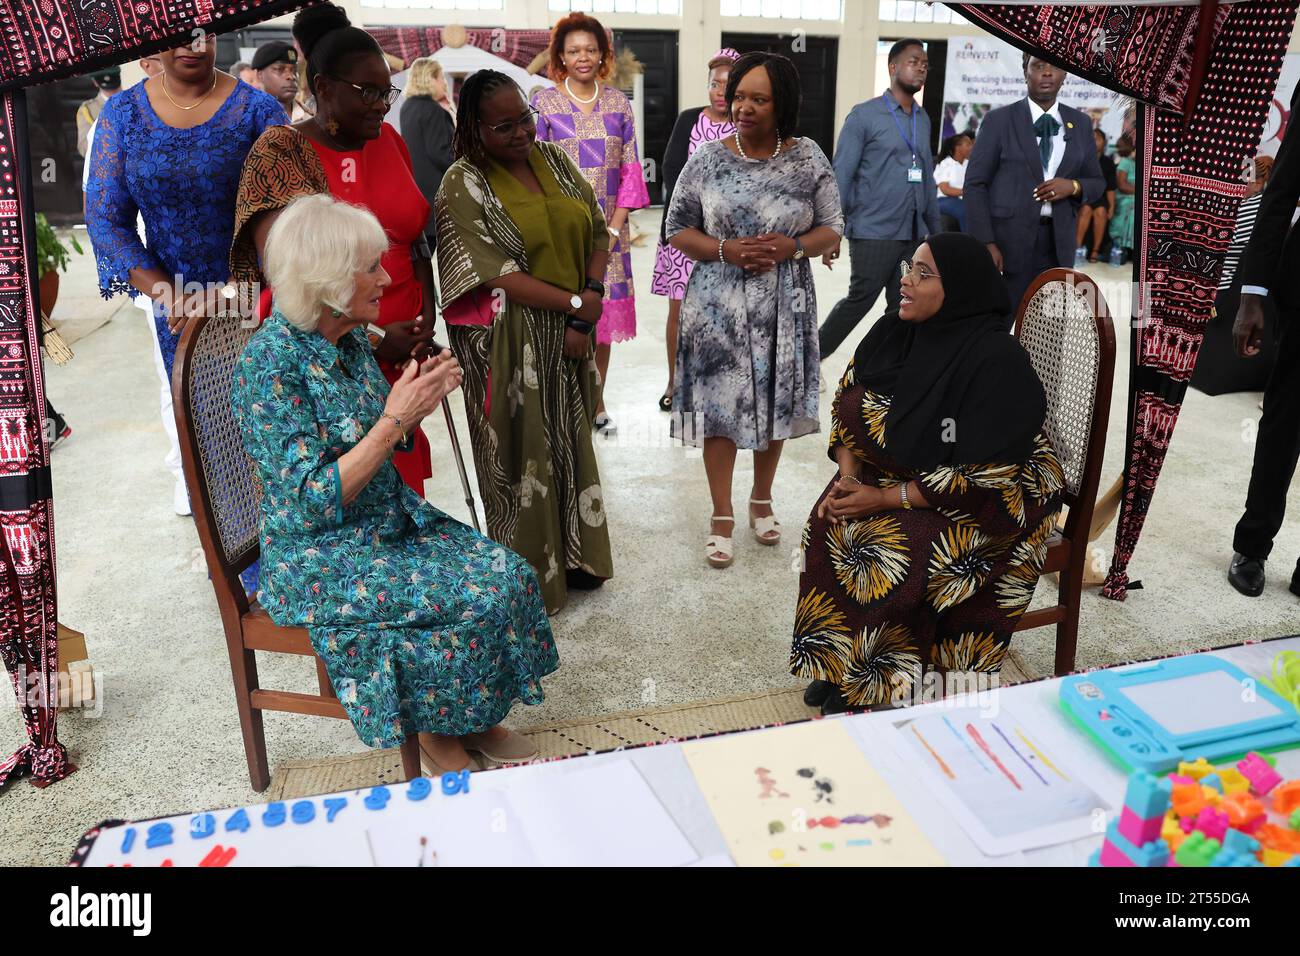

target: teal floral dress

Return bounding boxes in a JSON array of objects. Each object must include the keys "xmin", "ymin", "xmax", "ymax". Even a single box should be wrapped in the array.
[{"xmin": 231, "ymin": 310, "xmax": 558, "ymax": 747}]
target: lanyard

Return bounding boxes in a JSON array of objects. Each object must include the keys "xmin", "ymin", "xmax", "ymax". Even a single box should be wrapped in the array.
[{"xmin": 885, "ymin": 96, "xmax": 919, "ymax": 162}]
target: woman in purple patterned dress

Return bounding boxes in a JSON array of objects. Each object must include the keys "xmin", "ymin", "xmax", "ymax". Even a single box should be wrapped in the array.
[
  {"xmin": 652, "ymin": 48, "xmax": 739, "ymax": 413},
  {"xmin": 532, "ymin": 13, "xmax": 650, "ymax": 435}
]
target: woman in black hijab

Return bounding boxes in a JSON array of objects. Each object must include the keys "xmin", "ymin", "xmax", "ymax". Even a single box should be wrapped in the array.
[{"xmin": 790, "ymin": 233, "xmax": 1064, "ymax": 714}]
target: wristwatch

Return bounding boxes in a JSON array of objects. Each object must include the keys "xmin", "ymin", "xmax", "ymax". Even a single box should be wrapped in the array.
[
  {"xmin": 366, "ymin": 323, "xmax": 386, "ymax": 350},
  {"xmin": 584, "ymin": 278, "xmax": 606, "ymax": 298},
  {"xmin": 793, "ymin": 237, "xmax": 806, "ymax": 261},
  {"xmin": 566, "ymin": 294, "xmax": 584, "ymax": 315}
]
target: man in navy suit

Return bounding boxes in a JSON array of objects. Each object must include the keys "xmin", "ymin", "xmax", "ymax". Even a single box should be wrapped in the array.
[{"xmin": 965, "ymin": 54, "xmax": 1105, "ymax": 319}]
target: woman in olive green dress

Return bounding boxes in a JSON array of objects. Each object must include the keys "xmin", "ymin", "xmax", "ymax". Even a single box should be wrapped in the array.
[{"xmin": 435, "ymin": 71, "xmax": 613, "ymax": 615}]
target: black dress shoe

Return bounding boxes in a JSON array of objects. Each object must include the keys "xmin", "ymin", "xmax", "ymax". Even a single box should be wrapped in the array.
[
  {"xmin": 1290, "ymin": 560, "xmax": 1300, "ymax": 598},
  {"xmin": 1228, "ymin": 553, "xmax": 1266, "ymax": 597},
  {"xmin": 565, "ymin": 568, "xmax": 606, "ymax": 591},
  {"xmin": 821, "ymin": 689, "xmax": 853, "ymax": 716},
  {"xmin": 803, "ymin": 680, "xmax": 834, "ymax": 707}
]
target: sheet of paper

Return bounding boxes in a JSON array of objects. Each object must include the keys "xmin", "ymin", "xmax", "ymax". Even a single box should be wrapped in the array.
[
  {"xmin": 364, "ymin": 789, "xmax": 538, "ymax": 867},
  {"xmin": 681, "ymin": 720, "xmax": 945, "ymax": 867},
  {"xmin": 506, "ymin": 761, "xmax": 699, "ymax": 867},
  {"xmin": 889, "ymin": 704, "xmax": 1109, "ymax": 855}
]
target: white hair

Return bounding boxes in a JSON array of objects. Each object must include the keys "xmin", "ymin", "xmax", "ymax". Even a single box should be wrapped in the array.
[{"xmin": 263, "ymin": 193, "xmax": 389, "ymax": 332}]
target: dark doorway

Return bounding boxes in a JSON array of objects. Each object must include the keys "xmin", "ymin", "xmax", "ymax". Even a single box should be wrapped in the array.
[
  {"xmin": 613, "ymin": 29, "xmax": 678, "ymax": 205},
  {"xmin": 720, "ymin": 32, "xmax": 839, "ymax": 159},
  {"xmin": 29, "ymin": 78, "xmax": 97, "ymax": 226}
]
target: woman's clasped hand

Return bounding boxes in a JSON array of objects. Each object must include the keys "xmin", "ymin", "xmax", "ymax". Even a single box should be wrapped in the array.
[
  {"xmin": 816, "ymin": 476, "xmax": 888, "ymax": 524},
  {"xmin": 383, "ymin": 347, "xmax": 463, "ymax": 431},
  {"xmin": 721, "ymin": 232, "xmax": 799, "ymax": 272}
]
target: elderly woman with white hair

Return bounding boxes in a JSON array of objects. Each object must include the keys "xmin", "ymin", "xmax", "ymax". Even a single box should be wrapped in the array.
[
  {"xmin": 231, "ymin": 194, "xmax": 557, "ymax": 773},
  {"xmin": 400, "ymin": 56, "xmax": 456, "ymax": 241}
]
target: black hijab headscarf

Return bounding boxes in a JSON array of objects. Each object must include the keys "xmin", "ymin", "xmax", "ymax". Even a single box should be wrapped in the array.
[{"xmin": 851, "ymin": 232, "xmax": 1046, "ymax": 471}]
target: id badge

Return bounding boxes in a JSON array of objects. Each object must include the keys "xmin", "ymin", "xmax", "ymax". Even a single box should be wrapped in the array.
[{"xmin": 907, "ymin": 162, "xmax": 923, "ymax": 183}]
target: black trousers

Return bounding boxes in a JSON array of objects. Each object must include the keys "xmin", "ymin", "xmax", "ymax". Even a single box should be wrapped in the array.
[
  {"xmin": 1002, "ymin": 220, "xmax": 1060, "ymax": 326},
  {"xmin": 818, "ymin": 238, "xmax": 916, "ymax": 357},
  {"xmin": 1233, "ymin": 307, "xmax": 1300, "ymax": 563}
]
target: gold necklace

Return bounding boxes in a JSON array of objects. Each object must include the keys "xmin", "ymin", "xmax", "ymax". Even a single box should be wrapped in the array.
[{"xmin": 160, "ymin": 74, "xmax": 218, "ymax": 111}]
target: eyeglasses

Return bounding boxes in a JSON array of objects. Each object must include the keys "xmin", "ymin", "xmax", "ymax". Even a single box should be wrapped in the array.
[
  {"xmin": 900, "ymin": 260, "xmax": 941, "ymax": 282},
  {"xmin": 481, "ymin": 107, "xmax": 539, "ymax": 137},
  {"xmin": 332, "ymin": 77, "xmax": 401, "ymax": 107}
]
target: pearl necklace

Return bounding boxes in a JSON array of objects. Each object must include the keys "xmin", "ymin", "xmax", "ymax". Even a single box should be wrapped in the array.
[
  {"xmin": 735, "ymin": 130, "xmax": 784, "ymax": 161},
  {"xmin": 564, "ymin": 77, "xmax": 600, "ymax": 105}
]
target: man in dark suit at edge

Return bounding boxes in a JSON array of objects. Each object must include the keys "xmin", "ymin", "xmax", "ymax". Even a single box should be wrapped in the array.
[
  {"xmin": 965, "ymin": 54, "xmax": 1106, "ymax": 319},
  {"xmin": 1227, "ymin": 81, "xmax": 1300, "ymax": 598}
]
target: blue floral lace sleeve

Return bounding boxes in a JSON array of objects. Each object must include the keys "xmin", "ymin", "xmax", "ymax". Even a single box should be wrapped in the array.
[
  {"xmin": 232, "ymin": 339, "xmax": 344, "ymax": 531},
  {"xmin": 84, "ymin": 98, "xmax": 162, "ymax": 298}
]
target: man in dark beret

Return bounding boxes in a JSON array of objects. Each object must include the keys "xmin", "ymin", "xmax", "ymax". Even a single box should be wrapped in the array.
[
  {"xmin": 76, "ymin": 66, "xmax": 121, "ymax": 157},
  {"xmin": 253, "ymin": 40, "xmax": 299, "ymax": 117}
]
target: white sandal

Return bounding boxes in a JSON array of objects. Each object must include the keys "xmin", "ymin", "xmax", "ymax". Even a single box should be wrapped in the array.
[
  {"xmin": 749, "ymin": 498, "xmax": 782, "ymax": 546},
  {"xmin": 706, "ymin": 516, "xmax": 736, "ymax": 569}
]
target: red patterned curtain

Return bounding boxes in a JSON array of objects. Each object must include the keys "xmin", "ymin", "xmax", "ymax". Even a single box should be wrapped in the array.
[
  {"xmin": 0, "ymin": 0, "xmax": 307, "ymax": 789},
  {"xmin": 951, "ymin": 1, "xmax": 1298, "ymax": 599},
  {"xmin": 368, "ymin": 26, "xmax": 554, "ymax": 72}
]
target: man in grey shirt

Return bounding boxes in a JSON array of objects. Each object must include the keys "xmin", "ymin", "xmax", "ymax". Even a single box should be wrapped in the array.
[{"xmin": 819, "ymin": 39, "xmax": 939, "ymax": 358}]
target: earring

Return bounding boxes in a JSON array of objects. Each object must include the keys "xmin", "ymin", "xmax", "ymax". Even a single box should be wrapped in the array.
[
  {"xmin": 318, "ymin": 110, "xmax": 339, "ymax": 137},
  {"xmin": 330, "ymin": 309, "xmax": 343, "ymax": 319}
]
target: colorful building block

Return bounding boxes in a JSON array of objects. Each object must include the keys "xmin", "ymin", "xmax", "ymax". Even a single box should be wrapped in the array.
[
  {"xmin": 1260, "ymin": 848, "xmax": 1295, "ymax": 867},
  {"xmin": 1118, "ymin": 773, "xmax": 1171, "ymax": 845},
  {"xmin": 1255, "ymin": 823, "xmax": 1300, "ymax": 854},
  {"xmin": 1099, "ymin": 821, "xmax": 1170, "ymax": 868},
  {"xmin": 1174, "ymin": 831, "xmax": 1221, "ymax": 867},
  {"xmin": 1168, "ymin": 774, "xmax": 1195, "ymax": 788},
  {"xmin": 1221, "ymin": 828, "xmax": 1260, "ymax": 857},
  {"xmin": 1200, "ymin": 773, "xmax": 1224, "ymax": 794},
  {"xmin": 1212, "ymin": 850, "xmax": 1262, "ymax": 867},
  {"xmin": 1290, "ymin": 809, "xmax": 1300, "ymax": 831},
  {"xmin": 1171, "ymin": 781, "xmax": 1207, "ymax": 818},
  {"xmin": 1221, "ymin": 792, "xmax": 1267, "ymax": 833},
  {"xmin": 1237, "ymin": 752, "xmax": 1283, "ymax": 796},
  {"xmin": 1216, "ymin": 767, "xmax": 1250, "ymax": 795},
  {"xmin": 1192, "ymin": 806, "xmax": 1230, "ymax": 843},
  {"xmin": 1178, "ymin": 758, "xmax": 1214, "ymax": 781},
  {"xmin": 1271, "ymin": 780, "xmax": 1300, "ymax": 816},
  {"xmin": 1161, "ymin": 814, "xmax": 1187, "ymax": 852},
  {"xmin": 1201, "ymin": 784, "xmax": 1223, "ymax": 807}
]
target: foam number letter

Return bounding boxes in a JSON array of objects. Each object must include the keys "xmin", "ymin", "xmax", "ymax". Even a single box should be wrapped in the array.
[
  {"xmin": 189, "ymin": 813, "xmax": 216, "ymax": 840},
  {"xmin": 120, "ymin": 828, "xmax": 137, "ymax": 855},
  {"xmin": 365, "ymin": 786, "xmax": 391, "ymax": 810},
  {"xmin": 41, "ymin": 158, "xmax": 56, "ymax": 183},
  {"xmin": 291, "ymin": 800, "xmax": 316, "ymax": 824},
  {"xmin": 407, "ymin": 777, "xmax": 432, "ymax": 802},
  {"xmin": 262, "ymin": 802, "xmax": 287, "ymax": 827},
  {"xmin": 225, "ymin": 808, "xmax": 251, "ymax": 833},
  {"xmin": 146, "ymin": 822, "xmax": 174, "ymax": 849},
  {"xmin": 441, "ymin": 770, "xmax": 471, "ymax": 795},
  {"xmin": 323, "ymin": 797, "xmax": 348, "ymax": 822}
]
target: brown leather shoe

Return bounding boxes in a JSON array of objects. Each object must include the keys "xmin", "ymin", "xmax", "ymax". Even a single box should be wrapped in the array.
[{"xmin": 462, "ymin": 728, "xmax": 538, "ymax": 764}]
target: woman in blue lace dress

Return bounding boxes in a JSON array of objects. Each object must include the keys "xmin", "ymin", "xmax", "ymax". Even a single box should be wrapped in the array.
[
  {"xmin": 85, "ymin": 31, "xmax": 283, "ymax": 592},
  {"xmin": 232, "ymin": 195, "xmax": 556, "ymax": 772}
]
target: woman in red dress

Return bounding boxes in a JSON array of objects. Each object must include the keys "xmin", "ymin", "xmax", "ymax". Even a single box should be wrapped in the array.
[{"xmin": 231, "ymin": 3, "xmax": 437, "ymax": 493}]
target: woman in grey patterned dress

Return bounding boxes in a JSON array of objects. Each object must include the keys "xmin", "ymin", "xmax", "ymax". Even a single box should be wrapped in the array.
[{"xmin": 665, "ymin": 52, "xmax": 844, "ymax": 568}]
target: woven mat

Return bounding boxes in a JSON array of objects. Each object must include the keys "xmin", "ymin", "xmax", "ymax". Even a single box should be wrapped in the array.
[{"xmin": 267, "ymin": 650, "xmax": 1038, "ymax": 801}]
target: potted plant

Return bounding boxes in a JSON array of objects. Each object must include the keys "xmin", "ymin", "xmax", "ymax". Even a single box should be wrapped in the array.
[{"xmin": 35, "ymin": 213, "xmax": 83, "ymax": 317}]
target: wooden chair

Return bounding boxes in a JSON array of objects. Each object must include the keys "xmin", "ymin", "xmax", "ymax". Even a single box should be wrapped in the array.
[
  {"xmin": 1012, "ymin": 269, "xmax": 1117, "ymax": 675},
  {"xmin": 173, "ymin": 314, "xmax": 420, "ymax": 792}
]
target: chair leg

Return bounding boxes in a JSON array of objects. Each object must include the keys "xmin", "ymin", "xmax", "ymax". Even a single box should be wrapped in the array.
[
  {"xmin": 228, "ymin": 645, "xmax": 271, "ymax": 791},
  {"xmin": 1054, "ymin": 560, "xmax": 1085, "ymax": 676},
  {"xmin": 315, "ymin": 657, "xmax": 334, "ymax": 699},
  {"xmin": 400, "ymin": 734, "xmax": 422, "ymax": 782}
]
